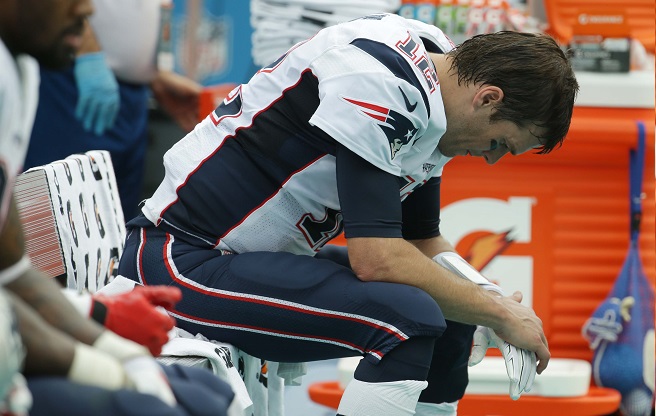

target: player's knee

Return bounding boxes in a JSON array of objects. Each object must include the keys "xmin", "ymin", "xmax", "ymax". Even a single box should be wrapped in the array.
[
  {"xmin": 355, "ymin": 336, "xmax": 437, "ymax": 382},
  {"xmin": 366, "ymin": 282, "xmax": 446, "ymax": 336},
  {"xmin": 408, "ymin": 289, "xmax": 446, "ymax": 334}
]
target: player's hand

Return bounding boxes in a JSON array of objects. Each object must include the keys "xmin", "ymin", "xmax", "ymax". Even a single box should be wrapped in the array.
[
  {"xmin": 69, "ymin": 332, "xmax": 177, "ymax": 406},
  {"xmin": 492, "ymin": 291, "xmax": 550, "ymax": 375},
  {"xmin": 122, "ymin": 356, "xmax": 177, "ymax": 406},
  {"xmin": 74, "ymin": 52, "xmax": 120, "ymax": 135},
  {"xmin": 91, "ymin": 286, "xmax": 181, "ymax": 356},
  {"xmin": 469, "ymin": 325, "xmax": 537, "ymax": 400},
  {"xmin": 150, "ymin": 70, "xmax": 201, "ymax": 132}
]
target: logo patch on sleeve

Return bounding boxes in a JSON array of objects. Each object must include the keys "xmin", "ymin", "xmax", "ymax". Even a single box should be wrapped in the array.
[{"xmin": 344, "ymin": 96, "xmax": 418, "ymax": 159}]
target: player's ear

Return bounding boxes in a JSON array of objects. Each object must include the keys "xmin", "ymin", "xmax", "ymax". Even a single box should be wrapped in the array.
[{"xmin": 473, "ymin": 85, "xmax": 503, "ymax": 109}]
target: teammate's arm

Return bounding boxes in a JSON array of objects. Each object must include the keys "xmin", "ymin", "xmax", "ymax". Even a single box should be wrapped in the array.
[
  {"xmin": 1, "ymin": 197, "xmax": 177, "ymax": 404},
  {"xmin": 1, "ymin": 198, "xmax": 104, "ymax": 345},
  {"xmin": 9, "ymin": 289, "xmax": 77, "ymax": 375}
]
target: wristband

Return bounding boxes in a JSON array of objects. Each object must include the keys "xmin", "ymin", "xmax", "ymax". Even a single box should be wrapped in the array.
[
  {"xmin": 0, "ymin": 256, "xmax": 31, "ymax": 285},
  {"xmin": 93, "ymin": 330, "xmax": 150, "ymax": 361},
  {"xmin": 432, "ymin": 252, "xmax": 504, "ymax": 295},
  {"xmin": 60, "ymin": 289, "xmax": 108, "ymax": 325},
  {"xmin": 89, "ymin": 299, "xmax": 108, "ymax": 325},
  {"xmin": 68, "ymin": 343, "xmax": 126, "ymax": 389}
]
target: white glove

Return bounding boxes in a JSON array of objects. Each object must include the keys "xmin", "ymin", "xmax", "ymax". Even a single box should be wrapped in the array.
[
  {"xmin": 432, "ymin": 252, "xmax": 503, "ymax": 295},
  {"xmin": 122, "ymin": 356, "xmax": 176, "ymax": 406},
  {"xmin": 69, "ymin": 341, "xmax": 177, "ymax": 406},
  {"xmin": 469, "ymin": 326, "xmax": 536, "ymax": 400},
  {"xmin": 431, "ymin": 252, "xmax": 536, "ymax": 399},
  {"xmin": 93, "ymin": 331, "xmax": 177, "ymax": 406}
]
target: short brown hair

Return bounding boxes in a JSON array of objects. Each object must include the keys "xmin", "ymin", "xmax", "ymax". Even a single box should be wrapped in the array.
[{"xmin": 448, "ymin": 31, "xmax": 579, "ymax": 153}]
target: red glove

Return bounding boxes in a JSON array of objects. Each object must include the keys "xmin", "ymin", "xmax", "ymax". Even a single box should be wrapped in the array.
[{"xmin": 90, "ymin": 286, "xmax": 182, "ymax": 356}]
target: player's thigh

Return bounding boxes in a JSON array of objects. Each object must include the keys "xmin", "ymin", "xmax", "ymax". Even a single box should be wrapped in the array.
[
  {"xmin": 211, "ymin": 250, "xmax": 444, "ymax": 332},
  {"xmin": 172, "ymin": 247, "xmax": 445, "ymax": 361}
]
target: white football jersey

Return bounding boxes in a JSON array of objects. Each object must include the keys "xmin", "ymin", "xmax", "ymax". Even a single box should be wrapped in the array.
[
  {"xmin": 142, "ymin": 13, "xmax": 454, "ymax": 256},
  {"xmin": 0, "ymin": 38, "xmax": 39, "ymax": 240}
]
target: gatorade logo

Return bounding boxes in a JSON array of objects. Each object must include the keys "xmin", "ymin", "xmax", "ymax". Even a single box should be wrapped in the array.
[{"xmin": 441, "ymin": 197, "xmax": 535, "ymax": 306}]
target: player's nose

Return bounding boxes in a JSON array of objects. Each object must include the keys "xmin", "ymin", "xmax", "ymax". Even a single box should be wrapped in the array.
[{"xmin": 482, "ymin": 147, "xmax": 509, "ymax": 165}]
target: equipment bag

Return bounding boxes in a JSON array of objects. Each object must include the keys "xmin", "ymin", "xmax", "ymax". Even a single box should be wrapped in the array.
[{"xmin": 582, "ymin": 122, "xmax": 655, "ymax": 416}]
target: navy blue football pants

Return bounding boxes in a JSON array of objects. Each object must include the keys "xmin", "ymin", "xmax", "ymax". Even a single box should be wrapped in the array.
[
  {"xmin": 27, "ymin": 364, "xmax": 233, "ymax": 416},
  {"xmin": 118, "ymin": 226, "xmax": 476, "ymax": 403}
]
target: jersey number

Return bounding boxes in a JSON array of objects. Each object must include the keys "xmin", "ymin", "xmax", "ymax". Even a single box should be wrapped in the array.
[{"xmin": 395, "ymin": 34, "xmax": 439, "ymax": 93}]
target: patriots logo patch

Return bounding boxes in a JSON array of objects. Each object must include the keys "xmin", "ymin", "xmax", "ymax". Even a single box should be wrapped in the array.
[{"xmin": 344, "ymin": 97, "xmax": 418, "ymax": 159}]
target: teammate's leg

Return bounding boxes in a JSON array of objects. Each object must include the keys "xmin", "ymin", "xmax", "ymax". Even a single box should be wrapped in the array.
[
  {"xmin": 27, "ymin": 364, "xmax": 233, "ymax": 416},
  {"xmin": 27, "ymin": 377, "xmax": 183, "ymax": 416},
  {"xmin": 161, "ymin": 364, "xmax": 234, "ymax": 416}
]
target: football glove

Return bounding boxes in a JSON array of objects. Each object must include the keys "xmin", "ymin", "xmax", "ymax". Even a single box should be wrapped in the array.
[
  {"xmin": 469, "ymin": 325, "xmax": 537, "ymax": 400},
  {"xmin": 92, "ymin": 331, "xmax": 177, "ymax": 406},
  {"xmin": 432, "ymin": 251, "xmax": 503, "ymax": 295},
  {"xmin": 122, "ymin": 355, "xmax": 177, "ymax": 406},
  {"xmin": 69, "ymin": 342, "xmax": 177, "ymax": 407},
  {"xmin": 432, "ymin": 252, "xmax": 537, "ymax": 399},
  {"xmin": 91, "ymin": 286, "xmax": 181, "ymax": 356}
]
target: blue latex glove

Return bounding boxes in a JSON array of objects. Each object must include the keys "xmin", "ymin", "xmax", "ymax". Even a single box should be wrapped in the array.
[{"xmin": 74, "ymin": 52, "xmax": 119, "ymax": 135}]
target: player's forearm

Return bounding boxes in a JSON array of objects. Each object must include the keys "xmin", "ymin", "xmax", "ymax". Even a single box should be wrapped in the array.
[
  {"xmin": 407, "ymin": 234, "xmax": 456, "ymax": 258},
  {"xmin": 9, "ymin": 291, "xmax": 76, "ymax": 376},
  {"xmin": 10, "ymin": 291, "xmax": 168, "ymax": 396},
  {"xmin": 0, "ymin": 199, "xmax": 104, "ymax": 344},
  {"xmin": 5, "ymin": 270, "xmax": 104, "ymax": 345},
  {"xmin": 347, "ymin": 236, "xmax": 507, "ymax": 329},
  {"xmin": 398, "ymin": 252, "xmax": 508, "ymax": 328}
]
